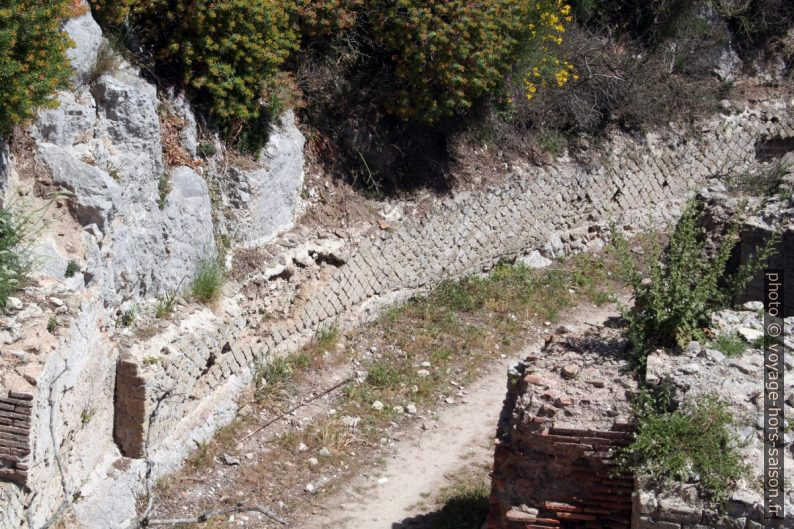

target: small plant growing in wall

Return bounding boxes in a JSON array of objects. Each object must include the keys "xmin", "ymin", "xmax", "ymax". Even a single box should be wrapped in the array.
[
  {"xmin": 155, "ymin": 293, "xmax": 176, "ymax": 319},
  {"xmin": 64, "ymin": 259, "xmax": 80, "ymax": 278},
  {"xmin": 80, "ymin": 407, "xmax": 95, "ymax": 425},
  {"xmin": 0, "ymin": 202, "xmax": 47, "ymax": 311},
  {"xmin": 157, "ymin": 172, "xmax": 172, "ymax": 210},
  {"xmin": 190, "ymin": 250, "xmax": 225, "ymax": 304},
  {"xmin": 196, "ymin": 142, "xmax": 216, "ymax": 159},
  {"xmin": 47, "ymin": 315, "xmax": 58, "ymax": 334},
  {"xmin": 117, "ymin": 305, "xmax": 139, "ymax": 328}
]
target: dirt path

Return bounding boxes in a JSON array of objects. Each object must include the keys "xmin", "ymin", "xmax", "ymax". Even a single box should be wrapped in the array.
[{"xmin": 300, "ymin": 303, "xmax": 622, "ymax": 529}]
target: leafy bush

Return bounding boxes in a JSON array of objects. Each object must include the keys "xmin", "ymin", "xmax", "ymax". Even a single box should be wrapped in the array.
[
  {"xmin": 0, "ymin": 0, "xmax": 73, "ymax": 136},
  {"xmin": 91, "ymin": 0, "xmax": 297, "ymax": 149},
  {"xmin": 502, "ymin": 23, "xmax": 722, "ymax": 137},
  {"xmin": 89, "ymin": 0, "xmax": 134, "ymax": 27},
  {"xmin": 572, "ymin": 0, "xmax": 794, "ymax": 52},
  {"xmin": 617, "ymin": 393, "xmax": 747, "ymax": 504},
  {"xmin": 715, "ymin": 0, "xmax": 794, "ymax": 51},
  {"xmin": 372, "ymin": 0, "xmax": 572, "ymax": 124},
  {"xmin": 615, "ymin": 200, "xmax": 778, "ymax": 372}
]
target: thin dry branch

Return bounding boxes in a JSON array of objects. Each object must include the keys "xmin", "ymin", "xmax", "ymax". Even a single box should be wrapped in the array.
[
  {"xmin": 147, "ymin": 503, "xmax": 286, "ymax": 526},
  {"xmin": 238, "ymin": 375, "xmax": 354, "ymax": 444}
]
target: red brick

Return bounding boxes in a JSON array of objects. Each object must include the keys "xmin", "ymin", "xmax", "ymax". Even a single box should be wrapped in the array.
[
  {"xmin": 544, "ymin": 501, "xmax": 581, "ymax": 512},
  {"xmin": 523, "ymin": 374, "xmax": 549, "ymax": 386},
  {"xmin": 557, "ymin": 512, "xmax": 597, "ymax": 521}
]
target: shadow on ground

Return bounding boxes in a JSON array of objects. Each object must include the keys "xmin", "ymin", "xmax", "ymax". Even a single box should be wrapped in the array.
[{"xmin": 392, "ymin": 493, "xmax": 489, "ymax": 529}]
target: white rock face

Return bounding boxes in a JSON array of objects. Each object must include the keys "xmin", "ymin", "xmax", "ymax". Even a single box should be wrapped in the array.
[
  {"xmin": 160, "ymin": 166, "xmax": 217, "ymax": 286},
  {"xmin": 63, "ymin": 11, "xmax": 104, "ymax": 82},
  {"xmin": 38, "ymin": 143, "xmax": 123, "ymax": 229},
  {"xmin": 714, "ymin": 46, "xmax": 743, "ymax": 82},
  {"xmin": 0, "ymin": 141, "xmax": 8, "ymax": 198},
  {"xmin": 32, "ymin": 66, "xmax": 214, "ymax": 301},
  {"xmin": 232, "ymin": 110, "xmax": 305, "ymax": 247}
]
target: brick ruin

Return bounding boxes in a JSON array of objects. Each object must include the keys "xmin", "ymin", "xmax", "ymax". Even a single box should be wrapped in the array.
[
  {"xmin": 485, "ymin": 326, "xmax": 638, "ymax": 529},
  {"xmin": 0, "ymin": 390, "xmax": 32, "ymax": 485},
  {"xmin": 486, "ymin": 306, "xmax": 794, "ymax": 529}
]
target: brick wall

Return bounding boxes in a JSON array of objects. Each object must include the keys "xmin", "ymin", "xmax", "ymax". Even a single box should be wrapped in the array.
[{"xmin": 0, "ymin": 391, "xmax": 32, "ymax": 485}]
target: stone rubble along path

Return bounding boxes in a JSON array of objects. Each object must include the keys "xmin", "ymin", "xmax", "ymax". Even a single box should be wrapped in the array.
[{"xmin": 299, "ymin": 302, "xmax": 623, "ymax": 529}]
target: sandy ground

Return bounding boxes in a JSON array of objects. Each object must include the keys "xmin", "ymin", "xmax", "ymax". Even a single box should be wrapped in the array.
[{"xmin": 300, "ymin": 303, "xmax": 621, "ymax": 529}]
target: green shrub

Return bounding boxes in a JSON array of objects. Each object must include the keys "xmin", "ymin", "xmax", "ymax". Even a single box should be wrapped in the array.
[
  {"xmin": 0, "ymin": 205, "xmax": 39, "ymax": 310},
  {"xmin": 617, "ymin": 393, "xmax": 747, "ymax": 504},
  {"xmin": 0, "ymin": 0, "xmax": 73, "ymax": 136},
  {"xmin": 89, "ymin": 0, "xmax": 135, "ymax": 27},
  {"xmin": 196, "ymin": 142, "xmax": 216, "ymax": 159},
  {"xmin": 616, "ymin": 200, "xmax": 777, "ymax": 372},
  {"xmin": 190, "ymin": 251, "xmax": 225, "ymax": 304},
  {"xmin": 91, "ymin": 0, "xmax": 297, "ymax": 149},
  {"xmin": 372, "ymin": 0, "xmax": 571, "ymax": 124}
]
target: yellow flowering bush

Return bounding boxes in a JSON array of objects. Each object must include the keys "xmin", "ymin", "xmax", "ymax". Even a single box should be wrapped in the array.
[
  {"xmin": 517, "ymin": 1, "xmax": 577, "ymax": 102},
  {"xmin": 371, "ymin": 0, "xmax": 575, "ymax": 124},
  {"xmin": 0, "ymin": 0, "xmax": 73, "ymax": 136}
]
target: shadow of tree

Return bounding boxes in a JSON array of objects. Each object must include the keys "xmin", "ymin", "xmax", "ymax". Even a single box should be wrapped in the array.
[{"xmin": 392, "ymin": 492, "xmax": 489, "ymax": 529}]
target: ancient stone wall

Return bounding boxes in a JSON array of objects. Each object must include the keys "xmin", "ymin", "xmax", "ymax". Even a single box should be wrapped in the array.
[{"xmin": 63, "ymin": 100, "xmax": 794, "ymax": 529}]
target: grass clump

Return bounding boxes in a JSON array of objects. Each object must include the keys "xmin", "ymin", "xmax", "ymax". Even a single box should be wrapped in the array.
[
  {"xmin": 615, "ymin": 199, "xmax": 778, "ymax": 372},
  {"xmin": 87, "ymin": 39, "xmax": 122, "ymax": 85},
  {"xmin": 189, "ymin": 251, "xmax": 225, "ymax": 304},
  {"xmin": 254, "ymin": 326, "xmax": 340, "ymax": 404},
  {"xmin": 155, "ymin": 288, "xmax": 179, "ymax": 319},
  {"xmin": 426, "ymin": 465, "xmax": 491, "ymax": 529},
  {"xmin": 617, "ymin": 392, "xmax": 748, "ymax": 505},
  {"xmin": 709, "ymin": 333, "xmax": 749, "ymax": 358},
  {"xmin": 64, "ymin": 259, "xmax": 80, "ymax": 278}
]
